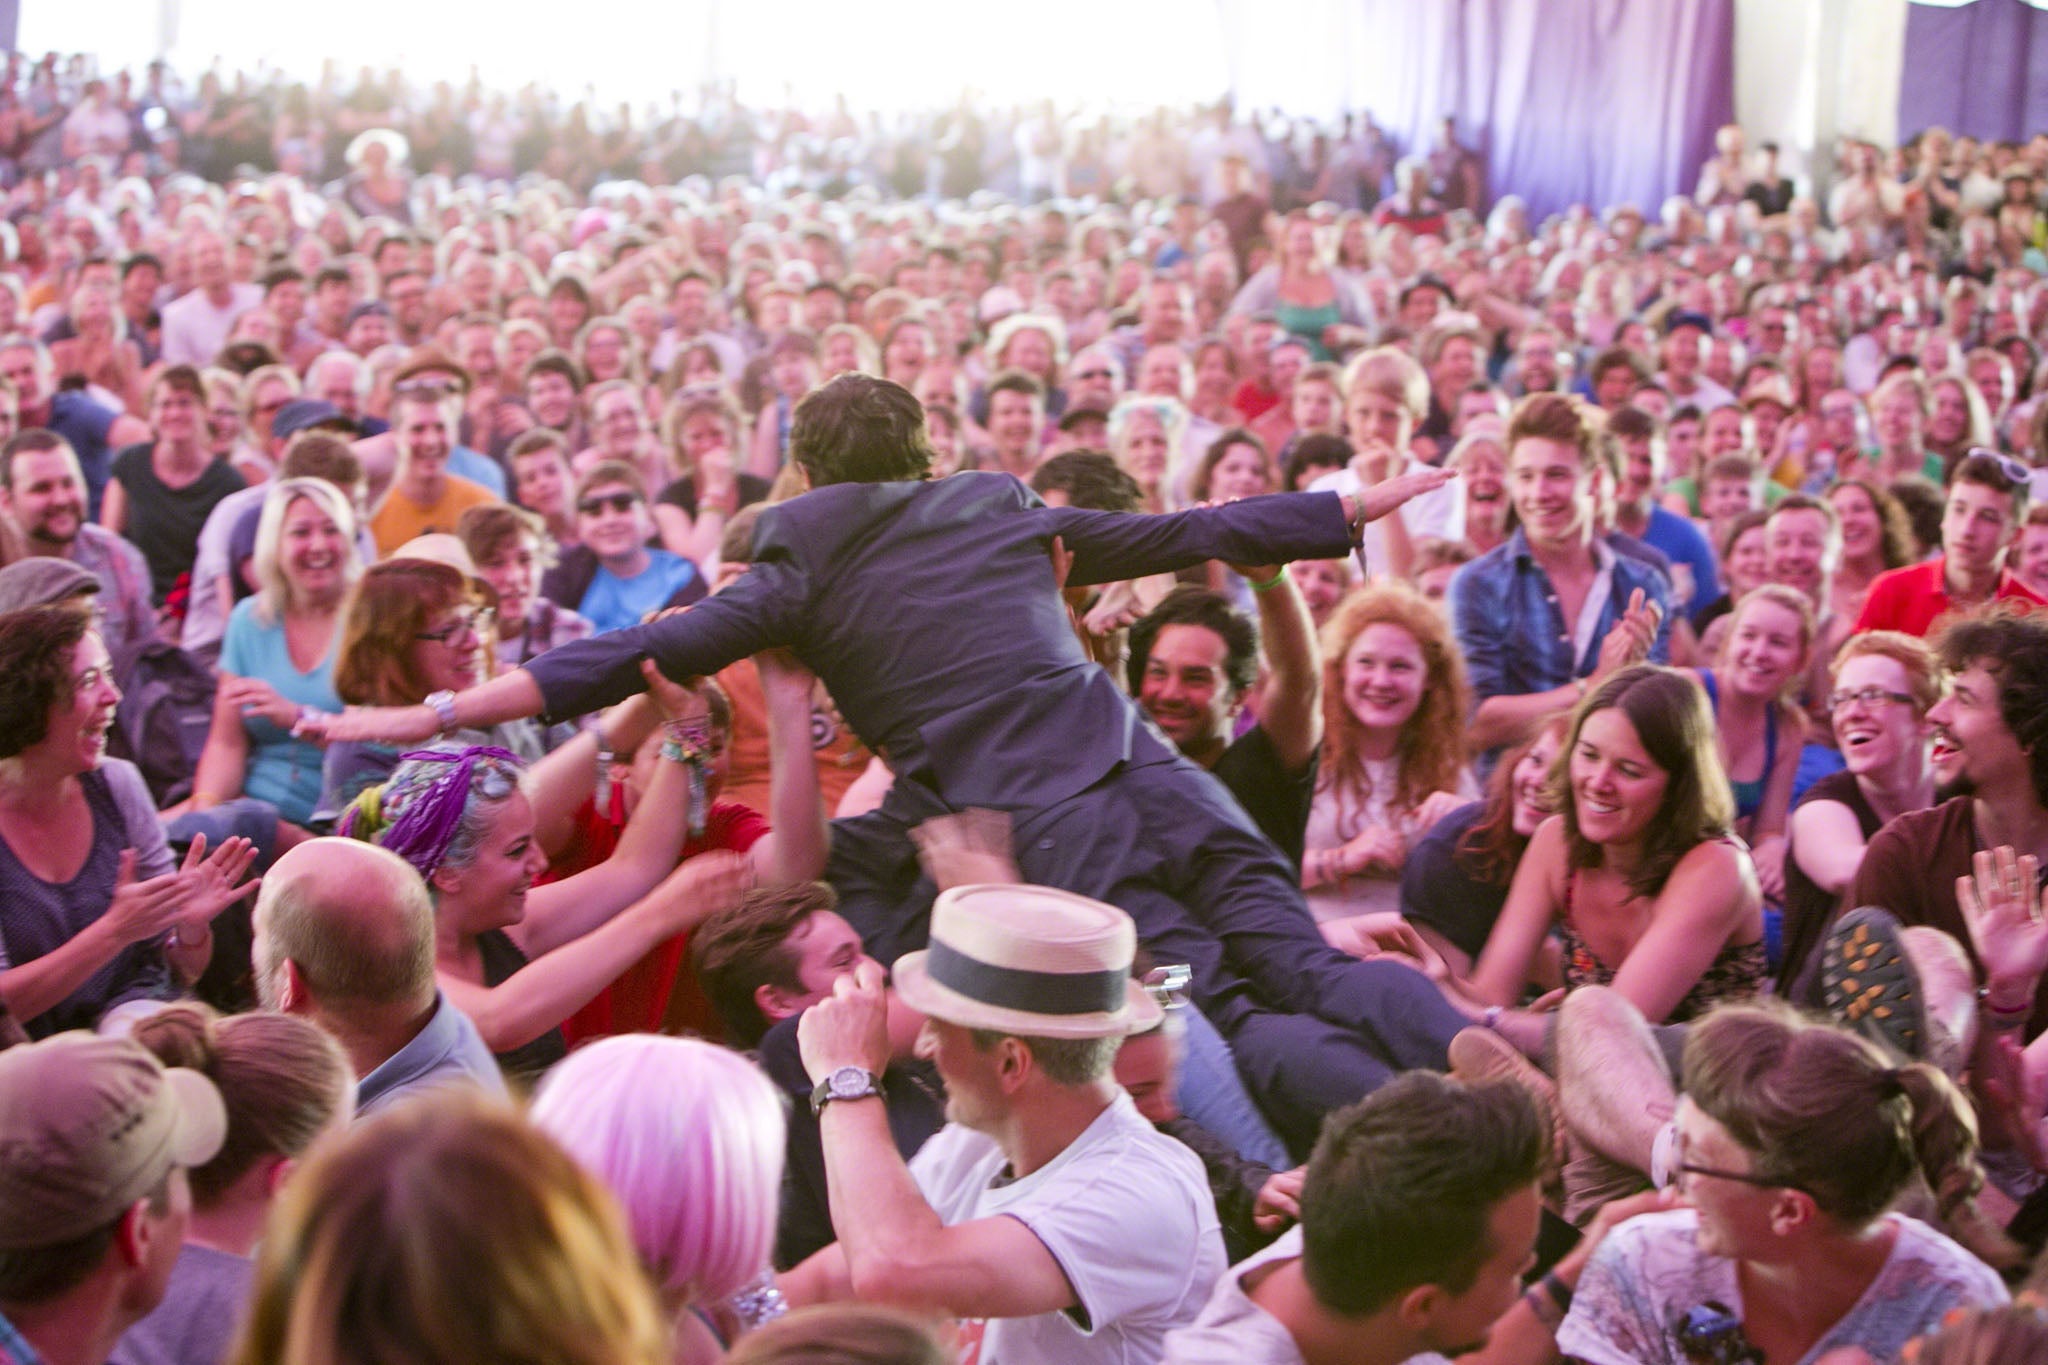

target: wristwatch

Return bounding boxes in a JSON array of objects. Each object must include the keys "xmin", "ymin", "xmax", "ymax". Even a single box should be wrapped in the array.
[
  {"xmin": 810, "ymin": 1065, "xmax": 885, "ymax": 1114},
  {"xmin": 423, "ymin": 689, "xmax": 459, "ymax": 736}
]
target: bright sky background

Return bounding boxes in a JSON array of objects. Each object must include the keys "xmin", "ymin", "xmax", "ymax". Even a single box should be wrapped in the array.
[{"xmin": 22, "ymin": 0, "xmax": 1237, "ymax": 115}]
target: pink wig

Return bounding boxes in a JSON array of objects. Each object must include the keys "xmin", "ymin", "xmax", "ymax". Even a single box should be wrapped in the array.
[{"xmin": 531, "ymin": 1035, "xmax": 786, "ymax": 1304}]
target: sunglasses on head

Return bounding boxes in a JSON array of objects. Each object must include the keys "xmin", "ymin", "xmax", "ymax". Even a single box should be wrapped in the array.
[
  {"xmin": 1967, "ymin": 446, "xmax": 2033, "ymax": 489},
  {"xmin": 578, "ymin": 491, "xmax": 641, "ymax": 516}
]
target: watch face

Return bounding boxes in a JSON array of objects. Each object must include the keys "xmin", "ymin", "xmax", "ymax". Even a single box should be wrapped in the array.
[{"xmin": 828, "ymin": 1066, "xmax": 872, "ymax": 1099}]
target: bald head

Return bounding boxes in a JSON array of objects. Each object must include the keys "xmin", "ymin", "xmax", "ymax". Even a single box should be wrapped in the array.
[{"xmin": 253, "ymin": 838, "xmax": 436, "ymax": 1015}]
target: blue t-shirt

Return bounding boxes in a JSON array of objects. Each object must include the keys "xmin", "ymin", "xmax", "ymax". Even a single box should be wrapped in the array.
[
  {"xmin": 577, "ymin": 549, "xmax": 700, "ymax": 634},
  {"xmin": 448, "ymin": 443, "xmax": 507, "ymax": 499},
  {"xmin": 50, "ymin": 388, "xmax": 119, "ymax": 520},
  {"xmin": 219, "ymin": 597, "xmax": 342, "ymax": 826},
  {"xmin": 1641, "ymin": 505, "xmax": 1722, "ymax": 623}
]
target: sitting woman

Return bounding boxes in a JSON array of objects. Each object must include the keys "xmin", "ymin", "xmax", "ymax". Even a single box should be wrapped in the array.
[
  {"xmin": 1401, "ymin": 713, "xmax": 1569, "ymax": 978},
  {"xmin": 1694, "ymin": 509, "xmax": 1771, "ymax": 656},
  {"xmin": 1302, "ymin": 583, "xmax": 1477, "ymax": 926},
  {"xmin": 1470, "ymin": 665, "xmax": 1765, "ymax": 1044},
  {"xmin": 1558, "ymin": 1001, "xmax": 2007, "ymax": 1365},
  {"xmin": 0, "ymin": 607, "xmax": 256, "ymax": 1037},
  {"xmin": 1694, "ymin": 584, "xmax": 1810, "ymax": 902},
  {"xmin": 189, "ymin": 478, "xmax": 363, "ymax": 845},
  {"xmin": 1827, "ymin": 476, "xmax": 1917, "ymax": 628},
  {"xmin": 119, "ymin": 1004, "xmax": 355, "ymax": 1365},
  {"xmin": 346, "ymin": 652, "xmax": 825, "ymax": 1077},
  {"xmin": 533, "ymin": 1035, "xmax": 787, "ymax": 1364},
  {"xmin": 317, "ymin": 558, "xmax": 546, "ymax": 825},
  {"xmin": 653, "ymin": 388, "xmax": 771, "ymax": 571}
]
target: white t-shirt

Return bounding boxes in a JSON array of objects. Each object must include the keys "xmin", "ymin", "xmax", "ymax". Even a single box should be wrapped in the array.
[
  {"xmin": 1308, "ymin": 462, "xmax": 1464, "ymax": 577},
  {"xmin": 1163, "ymin": 1227, "xmax": 1455, "ymax": 1365},
  {"xmin": 909, "ymin": 1092, "xmax": 1225, "ymax": 1365},
  {"xmin": 1558, "ymin": 1208, "xmax": 2007, "ymax": 1365}
]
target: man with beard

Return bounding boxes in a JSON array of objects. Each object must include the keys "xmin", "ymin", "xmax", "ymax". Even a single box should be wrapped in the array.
[
  {"xmin": 1848, "ymin": 608, "xmax": 2048, "ymax": 1034},
  {"xmin": 0, "ymin": 429, "xmax": 156, "ymax": 655},
  {"xmin": 0, "ymin": 335, "xmax": 149, "ymax": 519}
]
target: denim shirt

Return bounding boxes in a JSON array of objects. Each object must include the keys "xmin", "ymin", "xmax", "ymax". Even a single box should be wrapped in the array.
[{"xmin": 1448, "ymin": 527, "xmax": 1674, "ymax": 708}]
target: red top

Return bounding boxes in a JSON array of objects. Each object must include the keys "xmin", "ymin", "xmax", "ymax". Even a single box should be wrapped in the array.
[
  {"xmin": 551, "ymin": 797, "xmax": 769, "ymax": 1046},
  {"xmin": 1852, "ymin": 558, "xmax": 2047, "ymax": 639}
]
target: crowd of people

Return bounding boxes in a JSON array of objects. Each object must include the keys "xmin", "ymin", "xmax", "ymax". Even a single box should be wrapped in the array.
[{"xmin": 15, "ymin": 41, "xmax": 2048, "ymax": 1365}]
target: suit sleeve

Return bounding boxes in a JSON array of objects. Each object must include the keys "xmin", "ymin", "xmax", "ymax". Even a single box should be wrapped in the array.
[
  {"xmin": 523, "ymin": 560, "xmax": 805, "ymax": 723},
  {"xmin": 1043, "ymin": 491, "xmax": 1353, "ymax": 588}
]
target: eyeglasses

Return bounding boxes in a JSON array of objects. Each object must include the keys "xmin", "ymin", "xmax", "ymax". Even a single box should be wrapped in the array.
[
  {"xmin": 1073, "ymin": 368, "xmax": 1115, "ymax": 381},
  {"xmin": 1652, "ymin": 1120, "xmax": 1803, "ymax": 1196},
  {"xmin": 394, "ymin": 377, "xmax": 459, "ymax": 397},
  {"xmin": 578, "ymin": 492, "xmax": 641, "ymax": 516},
  {"xmin": 1827, "ymin": 685, "xmax": 1917, "ymax": 712},
  {"xmin": 416, "ymin": 608, "xmax": 495, "ymax": 644}
]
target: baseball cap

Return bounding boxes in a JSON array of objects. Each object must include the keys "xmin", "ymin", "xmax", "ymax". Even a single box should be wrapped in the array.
[
  {"xmin": 1665, "ymin": 310, "xmax": 1715, "ymax": 337},
  {"xmin": 0, "ymin": 557, "xmax": 100, "ymax": 614},
  {"xmin": 346, "ymin": 301, "xmax": 392, "ymax": 329},
  {"xmin": 271, "ymin": 399, "xmax": 355, "ymax": 442},
  {"xmin": 0, "ymin": 1032, "xmax": 225, "ymax": 1249}
]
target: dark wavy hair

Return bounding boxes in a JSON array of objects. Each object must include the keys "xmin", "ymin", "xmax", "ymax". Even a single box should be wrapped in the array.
[
  {"xmin": 0, "ymin": 605, "xmax": 92, "ymax": 759},
  {"xmin": 1938, "ymin": 604, "xmax": 2048, "ymax": 806},
  {"xmin": 1555, "ymin": 665, "xmax": 1735, "ymax": 898},
  {"xmin": 788, "ymin": 373, "xmax": 933, "ymax": 487}
]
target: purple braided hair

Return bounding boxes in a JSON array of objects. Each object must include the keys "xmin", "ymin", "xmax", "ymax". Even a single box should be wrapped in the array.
[{"xmin": 374, "ymin": 745, "xmax": 524, "ymax": 879}]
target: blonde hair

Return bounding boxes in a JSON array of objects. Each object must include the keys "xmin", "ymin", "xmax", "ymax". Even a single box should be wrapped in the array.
[
  {"xmin": 252, "ymin": 477, "xmax": 362, "ymax": 625},
  {"xmin": 232, "ymin": 1092, "xmax": 669, "ymax": 1365}
]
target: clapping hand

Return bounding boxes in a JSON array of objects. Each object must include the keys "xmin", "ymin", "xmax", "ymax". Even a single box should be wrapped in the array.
[
  {"xmin": 171, "ymin": 832, "xmax": 261, "ymax": 929},
  {"xmin": 1594, "ymin": 588, "xmax": 1662, "ymax": 678}
]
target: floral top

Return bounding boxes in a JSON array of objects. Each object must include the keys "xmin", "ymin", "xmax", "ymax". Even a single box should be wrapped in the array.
[{"xmin": 1558, "ymin": 865, "xmax": 1767, "ymax": 1022}]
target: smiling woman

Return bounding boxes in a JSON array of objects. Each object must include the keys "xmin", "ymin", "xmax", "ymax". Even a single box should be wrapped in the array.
[
  {"xmin": 0, "ymin": 606, "xmax": 258, "ymax": 1037},
  {"xmin": 1467, "ymin": 665, "xmax": 1765, "ymax": 1034}
]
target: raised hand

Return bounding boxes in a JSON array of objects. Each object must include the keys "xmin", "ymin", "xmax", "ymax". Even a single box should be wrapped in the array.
[
  {"xmin": 1958, "ymin": 846, "xmax": 2048, "ymax": 1007},
  {"xmin": 173, "ymin": 832, "xmax": 261, "ymax": 926},
  {"xmin": 1349, "ymin": 465, "xmax": 1456, "ymax": 527},
  {"xmin": 649, "ymin": 849, "xmax": 754, "ymax": 933},
  {"xmin": 798, "ymin": 958, "xmax": 892, "ymax": 1082},
  {"xmin": 911, "ymin": 809, "xmax": 1019, "ymax": 890}
]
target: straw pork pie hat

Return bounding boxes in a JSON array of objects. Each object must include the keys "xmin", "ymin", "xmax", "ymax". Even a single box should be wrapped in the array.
[{"xmin": 892, "ymin": 884, "xmax": 1163, "ymax": 1041}]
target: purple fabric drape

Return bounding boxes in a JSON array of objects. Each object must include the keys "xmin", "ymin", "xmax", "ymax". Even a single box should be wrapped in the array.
[
  {"xmin": 1898, "ymin": 0, "xmax": 2048, "ymax": 144},
  {"xmin": 1324, "ymin": 0, "xmax": 1735, "ymax": 225}
]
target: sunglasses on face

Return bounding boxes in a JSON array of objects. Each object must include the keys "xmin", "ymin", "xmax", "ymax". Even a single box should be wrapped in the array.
[{"xmin": 578, "ymin": 492, "xmax": 641, "ymax": 516}]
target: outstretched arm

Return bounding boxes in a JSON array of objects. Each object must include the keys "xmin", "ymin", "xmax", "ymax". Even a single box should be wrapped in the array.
[{"xmin": 1048, "ymin": 473, "xmax": 1452, "ymax": 589}]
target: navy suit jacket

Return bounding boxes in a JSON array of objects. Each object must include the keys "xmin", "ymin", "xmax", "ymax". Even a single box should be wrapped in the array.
[{"xmin": 525, "ymin": 471, "xmax": 1353, "ymax": 811}]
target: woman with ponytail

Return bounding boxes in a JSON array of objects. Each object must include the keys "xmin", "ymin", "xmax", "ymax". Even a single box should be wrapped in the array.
[
  {"xmin": 1558, "ymin": 1000, "xmax": 2010, "ymax": 1365},
  {"xmin": 115, "ymin": 1004, "xmax": 354, "ymax": 1365}
]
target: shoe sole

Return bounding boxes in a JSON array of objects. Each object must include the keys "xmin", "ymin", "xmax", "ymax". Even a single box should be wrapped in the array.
[{"xmin": 1822, "ymin": 906, "xmax": 1929, "ymax": 1061}]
